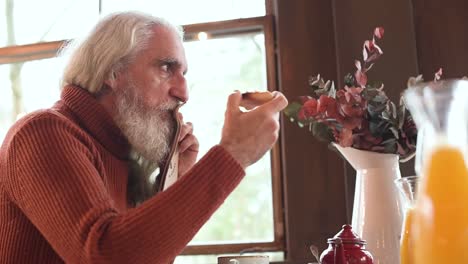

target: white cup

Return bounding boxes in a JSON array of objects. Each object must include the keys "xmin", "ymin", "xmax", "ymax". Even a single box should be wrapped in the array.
[{"xmin": 217, "ymin": 255, "xmax": 269, "ymax": 264}]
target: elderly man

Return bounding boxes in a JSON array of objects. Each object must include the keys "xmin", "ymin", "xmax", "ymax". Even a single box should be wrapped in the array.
[{"xmin": 0, "ymin": 11, "xmax": 287, "ymax": 264}]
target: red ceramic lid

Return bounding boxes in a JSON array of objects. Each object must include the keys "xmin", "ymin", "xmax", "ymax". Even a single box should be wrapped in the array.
[{"xmin": 328, "ymin": 224, "xmax": 366, "ymax": 245}]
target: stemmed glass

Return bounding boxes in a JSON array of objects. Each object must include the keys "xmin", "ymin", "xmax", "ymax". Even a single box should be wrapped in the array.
[{"xmin": 395, "ymin": 176, "xmax": 418, "ymax": 264}]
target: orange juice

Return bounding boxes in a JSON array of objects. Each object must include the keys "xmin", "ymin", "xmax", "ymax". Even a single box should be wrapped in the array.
[
  {"xmin": 400, "ymin": 207, "xmax": 414, "ymax": 264},
  {"xmin": 413, "ymin": 146, "xmax": 468, "ymax": 263}
]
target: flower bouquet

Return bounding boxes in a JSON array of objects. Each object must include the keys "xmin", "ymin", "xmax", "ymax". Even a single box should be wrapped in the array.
[{"xmin": 284, "ymin": 27, "xmax": 417, "ymax": 162}]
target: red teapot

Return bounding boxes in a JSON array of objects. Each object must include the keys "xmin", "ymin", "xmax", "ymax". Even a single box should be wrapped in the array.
[{"xmin": 319, "ymin": 225, "xmax": 373, "ymax": 264}]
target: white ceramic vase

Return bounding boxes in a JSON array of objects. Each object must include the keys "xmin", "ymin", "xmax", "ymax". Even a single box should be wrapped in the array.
[{"xmin": 334, "ymin": 144, "xmax": 404, "ymax": 264}]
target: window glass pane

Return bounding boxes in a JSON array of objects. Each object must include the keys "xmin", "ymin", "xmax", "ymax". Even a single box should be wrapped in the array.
[
  {"xmin": 101, "ymin": 0, "xmax": 265, "ymax": 25},
  {"xmin": 174, "ymin": 252, "xmax": 284, "ymax": 264},
  {"xmin": 0, "ymin": 0, "xmax": 98, "ymax": 47},
  {"xmin": 0, "ymin": 58, "xmax": 65, "ymax": 141},
  {"xmin": 181, "ymin": 33, "xmax": 274, "ymax": 244}
]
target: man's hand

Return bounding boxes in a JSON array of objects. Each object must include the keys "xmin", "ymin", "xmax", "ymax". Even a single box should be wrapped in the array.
[
  {"xmin": 220, "ymin": 90, "xmax": 288, "ymax": 169},
  {"xmin": 177, "ymin": 114, "xmax": 199, "ymax": 177}
]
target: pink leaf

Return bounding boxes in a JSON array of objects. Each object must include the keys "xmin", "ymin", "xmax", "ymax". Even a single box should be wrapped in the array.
[
  {"xmin": 434, "ymin": 68, "xmax": 443, "ymax": 81},
  {"xmin": 355, "ymin": 60, "xmax": 362, "ymax": 71},
  {"xmin": 355, "ymin": 70, "xmax": 368, "ymax": 87},
  {"xmin": 345, "ymin": 91, "xmax": 351, "ymax": 102},
  {"xmin": 344, "ymin": 86, "xmax": 364, "ymax": 94},
  {"xmin": 366, "ymin": 63, "xmax": 375, "ymax": 72},
  {"xmin": 338, "ymin": 128, "xmax": 353, "ymax": 147},
  {"xmin": 365, "ymin": 40, "xmax": 375, "ymax": 51},
  {"xmin": 374, "ymin": 27, "xmax": 384, "ymax": 39},
  {"xmin": 362, "ymin": 42, "xmax": 369, "ymax": 61},
  {"xmin": 364, "ymin": 44, "xmax": 383, "ymax": 64},
  {"xmin": 373, "ymin": 43, "xmax": 383, "ymax": 55}
]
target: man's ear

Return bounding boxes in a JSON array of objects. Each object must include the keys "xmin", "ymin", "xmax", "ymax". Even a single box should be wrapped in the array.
[{"xmin": 104, "ymin": 71, "xmax": 120, "ymax": 90}]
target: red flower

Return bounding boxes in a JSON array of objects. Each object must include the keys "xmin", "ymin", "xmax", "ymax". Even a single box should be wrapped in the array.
[
  {"xmin": 340, "ymin": 116, "xmax": 362, "ymax": 130},
  {"xmin": 317, "ymin": 95, "xmax": 339, "ymax": 119},
  {"xmin": 298, "ymin": 98, "xmax": 318, "ymax": 120},
  {"xmin": 336, "ymin": 87, "xmax": 366, "ymax": 118},
  {"xmin": 335, "ymin": 128, "xmax": 353, "ymax": 147},
  {"xmin": 344, "ymin": 86, "xmax": 364, "ymax": 101}
]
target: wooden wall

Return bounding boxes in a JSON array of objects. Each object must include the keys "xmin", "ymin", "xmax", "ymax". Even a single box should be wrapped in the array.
[
  {"xmin": 272, "ymin": 0, "xmax": 468, "ymax": 263},
  {"xmin": 412, "ymin": 0, "xmax": 468, "ymax": 78}
]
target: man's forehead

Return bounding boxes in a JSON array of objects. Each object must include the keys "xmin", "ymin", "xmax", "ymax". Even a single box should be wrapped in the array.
[
  {"xmin": 148, "ymin": 26, "xmax": 187, "ymax": 66},
  {"xmin": 149, "ymin": 24, "xmax": 183, "ymax": 44}
]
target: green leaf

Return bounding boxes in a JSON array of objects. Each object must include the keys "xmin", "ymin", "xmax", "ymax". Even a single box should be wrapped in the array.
[
  {"xmin": 373, "ymin": 94, "xmax": 388, "ymax": 103},
  {"xmin": 328, "ymin": 81, "xmax": 336, "ymax": 98},
  {"xmin": 315, "ymin": 88, "xmax": 328, "ymax": 96},
  {"xmin": 389, "ymin": 127, "xmax": 399, "ymax": 139},
  {"xmin": 398, "ymin": 104, "xmax": 406, "ymax": 129},
  {"xmin": 308, "ymin": 74, "xmax": 321, "ymax": 86},
  {"xmin": 381, "ymin": 138, "xmax": 397, "ymax": 145},
  {"xmin": 369, "ymin": 121, "xmax": 380, "ymax": 134},
  {"xmin": 363, "ymin": 89, "xmax": 379, "ymax": 99},
  {"xmin": 384, "ymin": 141, "xmax": 397, "ymax": 153},
  {"xmin": 344, "ymin": 73, "xmax": 354, "ymax": 86},
  {"xmin": 283, "ymin": 102, "xmax": 302, "ymax": 119},
  {"xmin": 390, "ymin": 102, "xmax": 397, "ymax": 119},
  {"xmin": 368, "ymin": 102, "xmax": 387, "ymax": 115},
  {"xmin": 367, "ymin": 80, "xmax": 384, "ymax": 88},
  {"xmin": 382, "ymin": 110, "xmax": 391, "ymax": 120},
  {"xmin": 370, "ymin": 120, "xmax": 391, "ymax": 136},
  {"xmin": 312, "ymin": 122, "xmax": 334, "ymax": 142}
]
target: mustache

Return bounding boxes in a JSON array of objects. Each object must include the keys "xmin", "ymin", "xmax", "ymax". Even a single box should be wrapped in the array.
[
  {"xmin": 158, "ymin": 100, "xmax": 182, "ymax": 112},
  {"xmin": 157, "ymin": 100, "xmax": 184, "ymax": 112}
]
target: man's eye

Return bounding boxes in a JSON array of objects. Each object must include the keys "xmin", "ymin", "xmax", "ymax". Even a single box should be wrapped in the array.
[
  {"xmin": 161, "ymin": 64, "xmax": 169, "ymax": 72},
  {"xmin": 159, "ymin": 64, "xmax": 173, "ymax": 78}
]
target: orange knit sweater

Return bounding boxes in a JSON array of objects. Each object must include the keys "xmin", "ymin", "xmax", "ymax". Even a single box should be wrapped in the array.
[{"xmin": 0, "ymin": 86, "xmax": 245, "ymax": 263}]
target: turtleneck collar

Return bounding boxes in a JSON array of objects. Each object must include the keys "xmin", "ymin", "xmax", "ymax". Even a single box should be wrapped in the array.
[{"xmin": 57, "ymin": 85, "xmax": 130, "ymax": 160}]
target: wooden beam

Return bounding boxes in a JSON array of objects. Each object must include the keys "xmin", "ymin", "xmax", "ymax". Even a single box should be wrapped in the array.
[
  {"xmin": 0, "ymin": 40, "xmax": 67, "ymax": 64},
  {"xmin": 0, "ymin": 17, "xmax": 269, "ymax": 65},
  {"xmin": 182, "ymin": 241, "xmax": 283, "ymax": 255},
  {"xmin": 183, "ymin": 16, "xmax": 266, "ymax": 36}
]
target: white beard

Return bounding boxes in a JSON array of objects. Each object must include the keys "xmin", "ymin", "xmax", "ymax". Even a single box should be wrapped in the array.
[{"xmin": 113, "ymin": 84, "xmax": 177, "ymax": 165}]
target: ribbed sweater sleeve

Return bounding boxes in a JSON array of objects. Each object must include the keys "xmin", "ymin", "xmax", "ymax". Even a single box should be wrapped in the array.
[{"xmin": 4, "ymin": 114, "xmax": 245, "ymax": 263}]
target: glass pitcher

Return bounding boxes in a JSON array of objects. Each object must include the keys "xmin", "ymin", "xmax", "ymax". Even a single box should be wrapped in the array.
[{"xmin": 404, "ymin": 79, "xmax": 468, "ymax": 263}]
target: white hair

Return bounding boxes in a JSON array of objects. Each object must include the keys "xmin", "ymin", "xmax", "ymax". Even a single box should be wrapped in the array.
[
  {"xmin": 60, "ymin": 11, "xmax": 184, "ymax": 94},
  {"xmin": 58, "ymin": 12, "xmax": 184, "ymax": 204}
]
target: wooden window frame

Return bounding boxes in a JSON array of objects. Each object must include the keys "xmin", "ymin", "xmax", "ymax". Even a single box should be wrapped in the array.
[
  {"xmin": 0, "ymin": 6, "xmax": 286, "ymax": 258},
  {"xmin": 182, "ymin": 15, "xmax": 285, "ymax": 256}
]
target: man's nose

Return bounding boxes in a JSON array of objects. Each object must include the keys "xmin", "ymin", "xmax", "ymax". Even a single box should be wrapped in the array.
[{"xmin": 169, "ymin": 73, "xmax": 189, "ymax": 103}]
